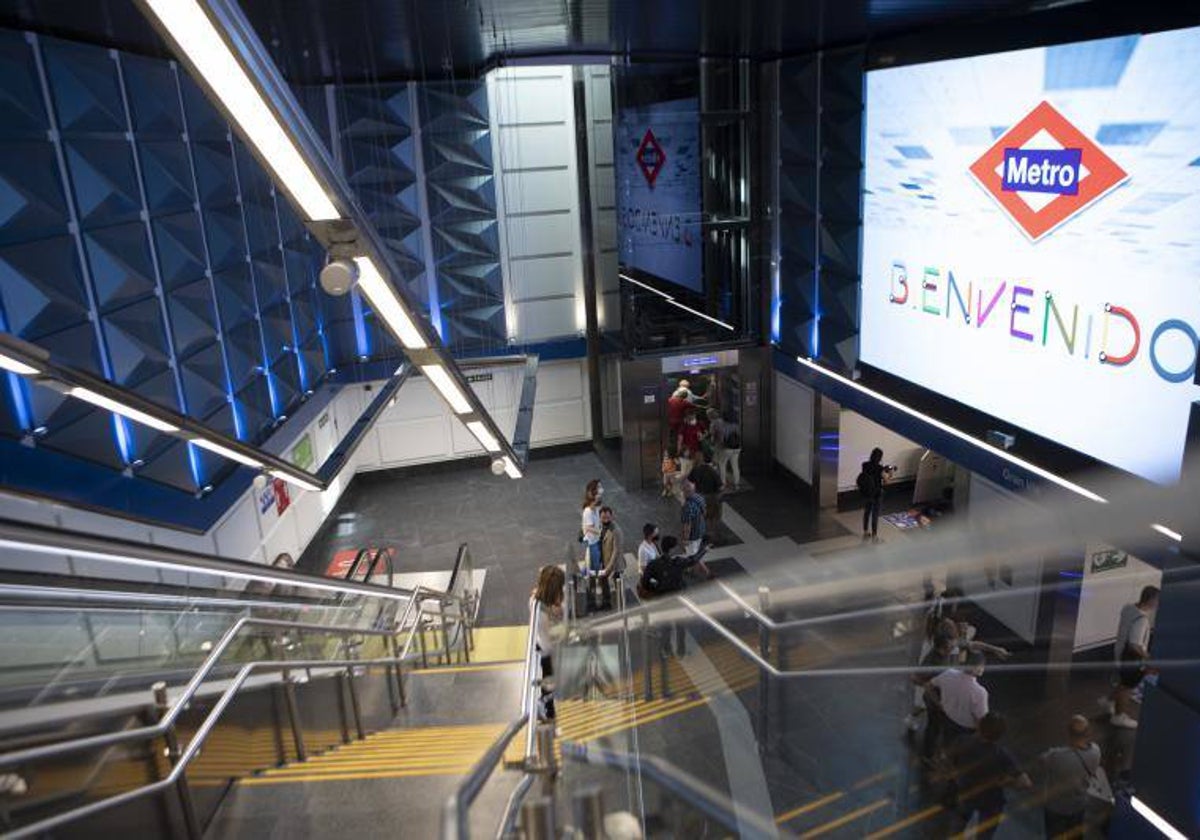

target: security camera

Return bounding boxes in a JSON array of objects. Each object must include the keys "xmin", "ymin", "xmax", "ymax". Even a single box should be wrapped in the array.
[{"xmin": 320, "ymin": 257, "xmax": 359, "ymax": 296}]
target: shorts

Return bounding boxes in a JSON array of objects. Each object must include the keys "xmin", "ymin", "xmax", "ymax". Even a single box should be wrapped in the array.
[{"xmin": 684, "ymin": 539, "xmax": 703, "ymax": 557}]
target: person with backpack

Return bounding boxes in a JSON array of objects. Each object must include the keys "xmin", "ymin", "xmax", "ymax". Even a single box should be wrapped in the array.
[
  {"xmin": 709, "ymin": 408, "xmax": 742, "ymax": 491},
  {"xmin": 857, "ymin": 447, "xmax": 894, "ymax": 541}
]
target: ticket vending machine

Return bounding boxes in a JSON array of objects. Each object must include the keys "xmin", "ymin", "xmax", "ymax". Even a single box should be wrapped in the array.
[{"xmin": 617, "ymin": 346, "xmax": 768, "ymax": 490}]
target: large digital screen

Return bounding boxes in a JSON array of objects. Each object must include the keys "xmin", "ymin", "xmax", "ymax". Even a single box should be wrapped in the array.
[
  {"xmin": 861, "ymin": 28, "xmax": 1200, "ymax": 484},
  {"xmin": 616, "ymin": 97, "xmax": 702, "ymax": 293}
]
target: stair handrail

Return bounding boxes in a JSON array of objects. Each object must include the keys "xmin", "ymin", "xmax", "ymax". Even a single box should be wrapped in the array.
[{"xmin": 442, "ymin": 598, "xmax": 542, "ymax": 840}]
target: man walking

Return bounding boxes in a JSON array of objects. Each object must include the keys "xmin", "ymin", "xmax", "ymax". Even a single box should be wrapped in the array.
[
  {"xmin": 679, "ymin": 480, "xmax": 712, "ymax": 578},
  {"xmin": 596, "ymin": 506, "xmax": 625, "ymax": 610}
]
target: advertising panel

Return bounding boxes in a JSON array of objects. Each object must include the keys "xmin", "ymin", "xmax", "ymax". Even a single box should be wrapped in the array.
[
  {"xmin": 616, "ymin": 97, "xmax": 702, "ymax": 293},
  {"xmin": 861, "ymin": 28, "xmax": 1200, "ymax": 483}
]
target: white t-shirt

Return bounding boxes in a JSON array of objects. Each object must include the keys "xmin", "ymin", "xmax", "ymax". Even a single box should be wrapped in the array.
[
  {"xmin": 930, "ymin": 668, "xmax": 988, "ymax": 729},
  {"xmin": 581, "ymin": 505, "xmax": 601, "ymax": 545},
  {"xmin": 637, "ymin": 540, "xmax": 659, "ymax": 572},
  {"xmin": 1115, "ymin": 603, "xmax": 1151, "ymax": 661}
]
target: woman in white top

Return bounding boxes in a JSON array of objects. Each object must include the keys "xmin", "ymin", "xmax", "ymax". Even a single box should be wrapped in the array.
[
  {"xmin": 637, "ymin": 523, "xmax": 661, "ymax": 573},
  {"xmin": 530, "ymin": 565, "xmax": 565, "ymax": 720},
  {"xmin": 581, "ymin": 479, "xmax": 603, "ymax": 575}
]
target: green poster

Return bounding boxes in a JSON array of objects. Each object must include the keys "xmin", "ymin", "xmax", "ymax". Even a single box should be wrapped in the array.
[{"xmin": 291, "ymin": 434, "xmax": 314, "ymax": 471}]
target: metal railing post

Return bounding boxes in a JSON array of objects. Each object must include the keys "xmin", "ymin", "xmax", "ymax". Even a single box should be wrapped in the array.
[
  {"xmin": 659, "ymin": 628, "xmax": 671, "ymax": 699},
  {"xmin": 572, "ymin": 786, "xmax": 605, "ymax": 840},
  {"xmin": 520, "ymin": 796, "xmax": 556, "ymax": 840},
  {"xmin": 389, "ymin": 634, "xmax": 407, "ymax": 709},
  {"xmin": 153, "ymin": 682, "xmax": 200, "ymax": 840},
  {"xmin": 282, "ymin": 677, "xmax": 308, "ymax": 762}
]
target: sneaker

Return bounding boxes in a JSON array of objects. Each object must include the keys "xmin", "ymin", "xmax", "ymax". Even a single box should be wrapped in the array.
[
  {"xmin": 0, "ymin": 773, "xmax": 27, "ymax": 796},
  {"xmin": 1111, "ymin": 713, "xmax": 1138, "ymax": 729},
  {"xmin": 903, "ymin": 713, "xmax": 923, "ymax": 732}
]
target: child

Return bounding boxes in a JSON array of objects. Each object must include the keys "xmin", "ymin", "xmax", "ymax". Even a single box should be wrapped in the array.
[{"xmin": 660, "ymin": 448, "xmax": 680, "ymax": 498}]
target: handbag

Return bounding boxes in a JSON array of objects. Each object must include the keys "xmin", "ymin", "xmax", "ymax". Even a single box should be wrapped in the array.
[{"xmin": 1074, "ymin": 748, "xmax": 1114, "ymax": 805}]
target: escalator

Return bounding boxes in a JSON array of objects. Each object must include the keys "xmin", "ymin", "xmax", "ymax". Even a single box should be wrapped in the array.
[{"xmin": 0, "ymin": 518, "xmax": 478, "ymax": 838}]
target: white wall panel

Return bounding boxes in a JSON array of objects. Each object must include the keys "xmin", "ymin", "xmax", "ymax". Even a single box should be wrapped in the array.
[
  {"xmin": 502, "ymin": 169, "xmax": 575, "ymax": 215},
  {"xmin": 492, "ymin": 75, "xmax": 570, "ymax": 124},
  {"xmin": 532, "ymin": 400, "xmax": 588, "ymax": 444},
  {"xmin": 377, "ymin": 416, "xmax": 452, "ymax": 464},
  {"xmin": 261, "ymin": 513, "xmax": 301, "ymax": 569},
  {"xmin": 497, "ymin": 124, "xmax": 573, "ymax": 169},
  {"xmin": 536, "ymin": 359, "xmax": 585, "ymax": 402},
  {"xmin": 212, "ymin": 495, "xmax": 263, "ymax": 561},
  {"xmin": 510, "ymin": 255, "xmax": 580, "ymax": 301},
  {"xmin": 592, "ymin": 176, "xmax": 615, "ymax": 213},
  {"xmin": 773, "ymin": 371, "xmax": 815, "ymax": 484},
  {"xmin": 591, "ymin": 125, "xmax": 613, "ymax": 165},
  {"xmin": 513, "ymin": 298, "xmax": 580, "ymax": 342},
  {"xmin": 504, "ymin": 213, "xmax": 576, "ymax": 259}
]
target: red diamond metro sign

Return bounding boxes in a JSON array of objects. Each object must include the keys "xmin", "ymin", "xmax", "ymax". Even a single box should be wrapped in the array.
[
  {"xmin": 968, "ymin": 101, "xmax": 1128, "ymax": 242},
  {"xmin": 636, "ymin": 128, "xmax": 666, "ymax": 188}
]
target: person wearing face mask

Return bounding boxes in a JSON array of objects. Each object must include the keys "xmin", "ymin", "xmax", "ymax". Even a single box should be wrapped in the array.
[
  {"xmin": 580, "ymin": 480, "xmax": 604, "ymax": 607},
  {"xmin": 676, "ymin": 409, "xmax": 703, "ymax": 476},
  {"xmin": 638, "ymin": 523, "xmax": 661, "ymax": 574}
]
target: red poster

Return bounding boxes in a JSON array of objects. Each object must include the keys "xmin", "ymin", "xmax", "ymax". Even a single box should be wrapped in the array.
[
  {"xmin": 325, "ymin": 549, "xmax": 359, "ymax": 578},
  {"xmin": 273, "ymin": 477, "xmax": 290, "ymax": 515}
]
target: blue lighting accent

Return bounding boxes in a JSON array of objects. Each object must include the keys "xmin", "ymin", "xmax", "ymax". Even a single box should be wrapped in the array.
[
  {"xmin": 265, "ymin": 369, "xmax": 281, "ymax": 418},
  {"xmin": 770, "ymin": 267, "xmax": 781, "ymax": 344},
  {"xmin": 3, "ymin": 373, "xmax": 31, "ymax": 430},
  {"xmin": 186, "ymin": 439, "xmax": 203, "ymax": 487},
  {"xmin": 231, "ymin": 399, "xmax": 246, "ymax": 441},
  {"xmin": 811, "ymin": 309, "xmax": 821, "ymax": 359},
  {"xmin": 1059, "ymin": 570, "xmax": 1084, "ymax": 579},
  {"xmin": 112, "ymin": 416, "xmax": 133, "ymax": 463},
  {"xmin": 895, "ymin": 145, "xmax": 932, "ymax": 160},
  {"xmin": 351, "ymin": 289, "xmax": 370, "ymax": 358}
]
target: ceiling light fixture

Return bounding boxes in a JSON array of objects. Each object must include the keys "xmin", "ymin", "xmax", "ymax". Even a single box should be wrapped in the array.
[
  {"xmin": 1131, "ymin": 797, "xmax": 1187, "ymax": 840},
  {"xmin": 0, "ymin": 352, "xmax": 38, "ymax": 376},
  {"xmin": 191, "ymin": 437, "xmax": 263, "ymax": 468},
  {"xmin": 794, "ymin": 357, "xmax": 1108, "ymax": 504},
  {"xmin": 1151, "ymin": 523, "xmax": 1183, "ymax": 543},
  {"xmin": 269, "ymin": 469, "xmax": 321, "ymax": 493},
  {"xmin": 139, "ymin": 0, "xmax": 339, "ymax": 222},
  {"xmin": 466, "ymin": 420, "xmax": 501, "ymax": 452},
  {"xmin": 502, "ymin": 455, "xmax": 522, "ymax": 479},
  {"xmin": 354, "ymin": 257, "xmax": 428, "ymax": 349},
  {"xmin": 69, "ymin": 387, "xmax": 181, "ymax": 434},
  {"xmin": 422, "ymin": 364, "xmax": 472, "ymax": 414}
]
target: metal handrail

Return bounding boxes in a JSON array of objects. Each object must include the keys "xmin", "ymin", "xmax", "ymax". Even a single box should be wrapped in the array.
[
  {"xmin": 560, "ymin": 741, "xmax": 791, "ymax": 840},
  {"xmin": 5, "ymin": 652, "xmax": 404, "ymax": 840},
  {"xmin": 0, "ymin": 582, "xmax": 355, "ymax": 613},
  {"xmin": 442, "ymin": 599, "xmax": 543, "ymax": 840},
  {"xmin": 0, "ymin": 615, "xmax": 402, "ymax": 769}
]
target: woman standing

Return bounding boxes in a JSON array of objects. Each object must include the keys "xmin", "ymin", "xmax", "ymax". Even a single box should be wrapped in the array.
[
  {"xmin": 581, "ymin": 479, "xmax": 604, "ymax": 577},
  {"xmin": 530, "ymin": 565, "xmax": 565, "ymax": 720}
]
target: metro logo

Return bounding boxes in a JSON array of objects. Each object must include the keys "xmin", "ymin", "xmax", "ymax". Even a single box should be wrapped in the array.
[
  {"xmin": 969, "ymin": 101, "xmax": 1127, "ymax": 241},
  {"xmin": 1002, "ymin": 148, "xmax": 1081, "ymax": 195}
]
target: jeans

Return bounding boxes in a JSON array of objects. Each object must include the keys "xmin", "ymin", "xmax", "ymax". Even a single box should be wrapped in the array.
[
  {"xmin": 862, "ymin": 497, "xmax": 881, "ymax": 535},
  {"xmin": 585, "ymin": 539, "xmax": 602, "ymax": 572}
]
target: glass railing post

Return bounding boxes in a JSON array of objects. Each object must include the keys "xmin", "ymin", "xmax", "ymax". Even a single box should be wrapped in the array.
[
  {"xmin": 520, "ymin": 795, "xmax": 556, "ymax": 840},
  {"xmin": 153, "ymin": 681, "xmax": 200, "ymax": 840},
  {"xmin": 641, "ymin": 614, "xmax": 652, "ymax": 702},
  {"xmin": 757, "ymin": 586, "xmax": 771, "ymax": 749}
]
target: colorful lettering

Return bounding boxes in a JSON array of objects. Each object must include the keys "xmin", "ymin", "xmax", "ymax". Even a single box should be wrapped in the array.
[
  {"xmin": 976, "ymin": 280, "xmax": 1007, "ymax": 329},
  {"xmin": 1009, "ymin": 285, "xmax": 1034, "ymax": 342},
  {"xmin": 1041, "ymin": 293, "xmax": 1078, "ymax": 354},
  {"xmin": 922, "ymin": 267, "xmax": 941, "ymax": 315},
  {"xmin": 1148, "ymin": 319, "xmax": 1199, "ymax": 383},
  {"xmin": 1100, "ymin": 304, "xmax": 1140, "ymax": 367},
  {"xmin": 946, "ymin": 271, "xmax": 971, "ymax": 324}
]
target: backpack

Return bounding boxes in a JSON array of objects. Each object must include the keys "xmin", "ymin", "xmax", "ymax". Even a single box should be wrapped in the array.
[{"xmin": 856, "ymin": 469, "xmax": 878, "ymax": 497}]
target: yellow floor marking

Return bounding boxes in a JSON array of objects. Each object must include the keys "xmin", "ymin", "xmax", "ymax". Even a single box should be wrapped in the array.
[
  {"xmin": 801, "ymin": 797, "xmax": 891, "ymax": 838},
  {"xmin": 467, "ymin": 625, "xmax": 530, "ymax": 663},
  {"xmin": 408, "ymin": 661, "xmax": 522, "ymax": 675},
  {"xmin": 864, "ymin": 805, "xmax": 943, "ymax": 839},
  {"xmin": 775, "ymin": 792, "xmax": 846, "ymax": 824}
]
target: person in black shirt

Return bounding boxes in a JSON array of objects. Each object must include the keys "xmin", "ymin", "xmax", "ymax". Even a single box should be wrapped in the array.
[
  {"xmin": 859, "ymin": 447, "xmax": 895, "ymax": 541},
  {"xmin": 688, "ymin": 452, "xmax": 724, "ymax": 546},
  {"xmin": 952, "ymin": 713, "xmax": 1031, "ymax": 838}
]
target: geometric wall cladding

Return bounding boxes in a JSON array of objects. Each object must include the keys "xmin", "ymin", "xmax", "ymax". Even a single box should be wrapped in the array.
[
  {"xmin": 777, "ymin": 49, "xmax": 864, "ymax": 373},
  {"xmin": 0, "ymin": 29, "xmax": 332, "ymax": 505}
]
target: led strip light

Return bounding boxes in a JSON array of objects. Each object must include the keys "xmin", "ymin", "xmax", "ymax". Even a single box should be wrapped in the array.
[
  {"xmin": 619, "ymin": 273, "xmax": 736, "ymax": 331},
  {"xmin": 794, "ymin": 356, "xmax": 1108, "ymax": 504},
  {"xmin": 1131, "ymin": 797, "xmax": 1188, "ymax": 840}
]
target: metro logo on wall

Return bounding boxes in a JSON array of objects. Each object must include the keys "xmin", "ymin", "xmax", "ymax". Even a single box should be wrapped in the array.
[
  {"xmin": 968, "ymin": 101, "xmax": 1128, "ymax": 241},
  {"xmin": 636, "ymin": 129, "xmax": 666, "ymax": 187}
]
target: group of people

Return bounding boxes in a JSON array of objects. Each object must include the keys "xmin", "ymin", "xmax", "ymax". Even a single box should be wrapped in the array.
[{"xmin": 902, "ymin": 585, "xmax": 1160, "ymax": 837}]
